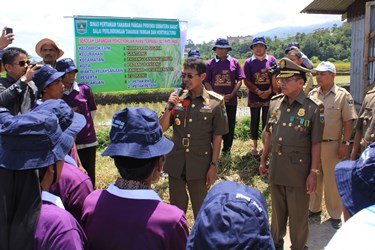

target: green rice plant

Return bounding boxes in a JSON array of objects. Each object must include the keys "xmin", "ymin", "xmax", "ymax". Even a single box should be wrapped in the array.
[{"xmin": 96, "ymin": 126, "xmax": 111, "ymax": 152}]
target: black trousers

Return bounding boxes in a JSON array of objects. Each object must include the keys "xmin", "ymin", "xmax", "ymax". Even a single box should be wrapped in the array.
[
  {"xmin": 222, "ymin": 104, "xmax": 237, "ymax": 152},
  {"xmin": 78, "ymin": 146, "xmax": 97, "ymax": 188},
  {"xmin": 250, "ymin": 106, "xmax": 269, "ymax": 140}
]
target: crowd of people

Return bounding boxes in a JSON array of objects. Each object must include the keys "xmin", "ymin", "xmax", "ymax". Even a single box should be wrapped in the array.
[{"xmin": 0, "ymin": 25, "xmax": 374, "ymax": 250}]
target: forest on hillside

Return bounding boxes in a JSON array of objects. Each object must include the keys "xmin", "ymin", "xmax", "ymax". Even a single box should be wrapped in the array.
[{"xmin": 185, "ymin": 22, "xmax": 352, "ymax": 62}]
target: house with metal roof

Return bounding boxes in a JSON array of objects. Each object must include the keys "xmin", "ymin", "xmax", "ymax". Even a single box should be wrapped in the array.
[{"xmin": 301, "ymin": 0, "xmax": 375, "ymax": 105}]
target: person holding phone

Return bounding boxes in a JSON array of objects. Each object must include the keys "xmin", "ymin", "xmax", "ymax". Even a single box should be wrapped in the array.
[
  {"xmin": 0, "ymin": 27, "xmax": 14, "ymax": 51},
  {"xmin": 0, "ymin": 47, "xmax": 41, "ymax": 114}
]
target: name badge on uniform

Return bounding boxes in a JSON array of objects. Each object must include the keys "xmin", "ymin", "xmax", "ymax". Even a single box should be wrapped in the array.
[{"xmin": 200, "ymin": 106, "xmax": 212, "ymax": 113}]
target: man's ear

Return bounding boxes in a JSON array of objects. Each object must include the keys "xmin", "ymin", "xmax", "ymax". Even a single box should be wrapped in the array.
[{"xmin": 4, "ymin": 63, "xmax": 12, "ymax": 73}]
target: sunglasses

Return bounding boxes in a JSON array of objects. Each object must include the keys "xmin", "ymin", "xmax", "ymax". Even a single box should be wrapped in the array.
[
  {"xmin": 14, "ymin": 60, "xmax": 31, "ymax": 67},
  {"xmin": 182, "ymin": 73, "xmax": 199, "ymax": 79}
]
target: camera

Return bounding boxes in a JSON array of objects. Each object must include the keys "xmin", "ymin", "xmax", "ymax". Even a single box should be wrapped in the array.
[{"xmin": 268, "ymin": 62, "xmax": 280, "ymax": 76}]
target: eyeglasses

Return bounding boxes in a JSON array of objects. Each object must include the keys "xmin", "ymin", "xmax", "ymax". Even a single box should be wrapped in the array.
[
  {"xmin": 279, "ymin": 77, "xmax": 301, "ymax": 83},
  {"xmin": 182, "ymin": 73, "xmax": 199, "ymax": 79},
  {"xmin": 14, "ymin": 60, "xmax": 31, "ymax": 67}
]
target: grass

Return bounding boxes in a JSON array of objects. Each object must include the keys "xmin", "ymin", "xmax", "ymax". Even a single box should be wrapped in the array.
[{"xmin": 94, "ymin": 97, "xmax": 273, "ymax": 227}]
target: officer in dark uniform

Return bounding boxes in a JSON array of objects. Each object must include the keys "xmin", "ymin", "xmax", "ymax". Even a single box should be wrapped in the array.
[
  {"xmin": 351, "ymin": 86, "xmax": 375, "ymax": 160},
  {"xmin": 160, "ymin": 57, "xmax": 228, "ymax": 218},
  {"xmin": 259, "ymin": 58, "xmax": 324, "ymax": 250}
]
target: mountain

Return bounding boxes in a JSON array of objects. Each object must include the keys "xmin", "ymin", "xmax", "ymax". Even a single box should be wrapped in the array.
[{"xmin": 253, "ymin": 20, "xmax": 343, "ymax": 39}]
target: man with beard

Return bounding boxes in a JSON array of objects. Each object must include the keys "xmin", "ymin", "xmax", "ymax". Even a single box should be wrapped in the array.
[{"xmin": 0, "ymin": 47, "xmax": 40, "ymax": 114}]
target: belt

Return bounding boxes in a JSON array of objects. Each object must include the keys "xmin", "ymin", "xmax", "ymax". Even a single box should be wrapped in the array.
[
  {"xmin": 322, "ymin": 139, "xmax": 338, "ymax": 142},
  {"xmin": 181, "ymin": 137, "xmax": 210, "ymax": 147}
]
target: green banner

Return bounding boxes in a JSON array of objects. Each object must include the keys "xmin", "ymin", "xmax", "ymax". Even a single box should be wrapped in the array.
[{"xmin": 74, "ymin": 17, "xmax": 182, "ymax": 93}]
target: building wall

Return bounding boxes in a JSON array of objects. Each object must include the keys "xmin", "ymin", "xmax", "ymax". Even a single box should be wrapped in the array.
[{"xmin": 349, "ymin": 2, "xmax": 375, "ymax": 105}]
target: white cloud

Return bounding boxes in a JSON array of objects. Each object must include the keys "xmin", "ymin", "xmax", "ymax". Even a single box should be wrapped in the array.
[{"xmin": 1, "ymin": 0, "xmax": 342, "ymax": 59}]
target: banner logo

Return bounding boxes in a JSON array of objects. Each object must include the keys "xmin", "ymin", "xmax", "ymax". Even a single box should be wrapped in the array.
[{"xmin": 76, "ymin": 20, "xmax": 88, "ymax": 34}]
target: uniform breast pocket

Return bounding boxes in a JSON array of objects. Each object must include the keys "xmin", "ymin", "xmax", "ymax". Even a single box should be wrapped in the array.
[
  {"xmin": 326, "ymin": 105, "xmax": 341, "ymax": 120},
  {"xmin": 198, "ymin": 110, "xmax": 214, "ymax": 127}
]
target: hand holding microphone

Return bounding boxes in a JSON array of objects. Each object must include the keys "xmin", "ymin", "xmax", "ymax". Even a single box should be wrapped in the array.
[{"xmin": 167, "ymin": 82, "xmax": 185, "ymax": 111}]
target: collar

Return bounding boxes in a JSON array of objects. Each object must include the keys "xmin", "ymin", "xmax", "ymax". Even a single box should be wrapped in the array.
[
  {"xmin": 282, "ymin": 90, "xmax": 306, "ymax": 105},
  {"xmin": 215, "ymin": 55, "xmax": 232, "ymax": 62},
  {"xmin": 318, "ymin": 83, "xmax": 337, "ymax": 95},
  {"xmin": 42, "ymin": 191, "xmax": 65, "ymax": 209},
  {"xmin": 5, "ymin": 74, "xmax": 18, "ymax": 83},
  {"xmin": 251, "ymin": 54, "xmax": 269, "ymax": 61},
  {"xmin": 64, "ymin": 81, "xmax": 80, "ymax": 95},
  {"xmin": 106, "ymin": 183, "xmax": 162, "ymax": 201}
]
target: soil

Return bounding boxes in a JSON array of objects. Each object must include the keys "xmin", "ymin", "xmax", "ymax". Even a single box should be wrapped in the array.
[{"xmin": 283, "ymin": 213, "xmax": 341, "ymax": 250}]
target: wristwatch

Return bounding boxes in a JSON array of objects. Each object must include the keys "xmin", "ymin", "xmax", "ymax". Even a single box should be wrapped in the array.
[
  {"xmin": 20, "ymin": 75, "xmax": 28, "ymax": 83},
  {"xmin": 342, "ymin": 140, "xmax": 350, "ymax": 146},
  {"xmin": 210, "ymin": 161, "xmax": 220, "ymax": 167},
  {"xmin": 310, "ymin": 169, "xmax": 320, "ymax": 175}
]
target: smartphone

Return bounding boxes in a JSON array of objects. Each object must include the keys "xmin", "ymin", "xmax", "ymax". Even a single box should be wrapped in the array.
[{"xmin": 5, "ymin": 27, "xmax": 13, "ymax": 34}]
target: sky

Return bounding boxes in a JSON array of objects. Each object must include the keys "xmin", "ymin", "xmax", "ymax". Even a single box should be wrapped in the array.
[{"xmin": 1, "ymin": 0, "xmax": 343, "ymax": 59}]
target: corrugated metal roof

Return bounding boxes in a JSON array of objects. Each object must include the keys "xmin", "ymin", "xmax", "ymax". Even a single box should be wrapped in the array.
[{"xmin": 301, "ymin": 0, "xmax": 355, "ymax": 14}]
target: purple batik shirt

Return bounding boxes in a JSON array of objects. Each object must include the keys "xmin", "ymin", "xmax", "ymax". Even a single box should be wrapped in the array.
[
  {"xmin": 50, "ymin": 162, "xmax": 94, "ymax": 223},
  {"xmin": 34, "ymin": 191, "xmax": 87, "ymax": 250},
  {"xmin": 205, "ymin": 56, "xmax": 245, "ymax": 106},
  {"xmin": 81, "ymin": 184, "xmax": 189, "ymax": 250},
  {"xmin": 243, "ymin": 55, "xmax": 277, "ymax": 103},
  {"xmin": 62, "ymin": 82, "xmax": 97, "ymax": 145}
]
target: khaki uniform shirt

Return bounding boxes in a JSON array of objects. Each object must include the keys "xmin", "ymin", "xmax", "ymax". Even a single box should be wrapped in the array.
[
  {"xmin": 164, "ymin": 88, "xmax": 229, "ymax": 180},
  {"xmin": 266, "ymin": 90, "xmax": 324, "ymax": 187},
  {"xmin": 309, "ymin": 84, "xmax": 357, "ymax": 140},
  {"xmin": 355, "ymin": 87, "xmax": 375, "ymax": 148}
]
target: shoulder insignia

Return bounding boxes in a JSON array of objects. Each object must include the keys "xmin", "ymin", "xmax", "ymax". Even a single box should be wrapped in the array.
[
  {"xmin": 308, "ymin": 88, "xmax": 318, "ymax": 95},
  {"xmin": 207, "ymin": 90, "xmax": 224, "ymax": 101},
  {"xmin": 337, "ymin": 86, "xmax": 351, "ymax": 95},
  {"xmin": 271, "ymin": 93, "xmax": 284, "ymax": 100}
]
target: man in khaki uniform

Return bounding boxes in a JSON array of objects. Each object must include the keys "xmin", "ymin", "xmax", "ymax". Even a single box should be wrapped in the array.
[
  {"xmin": 260, "ymin": 58, "xmax": 324, "ymax": 250},
  {"xmin": 350, "ymin": 86, "xmax": 375, "ymax": 160},
  {"xmin": 308, "ymin": 61, "xmax": 357, "ymax": 229},
  {"xmin": 160, "ymin": 57, "xmax": 228, "ymax": 218}
]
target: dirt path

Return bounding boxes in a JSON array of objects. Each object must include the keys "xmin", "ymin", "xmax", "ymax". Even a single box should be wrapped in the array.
[{"xmin": 283, "ymin": 217, "xmax": 340, "ymax": 249}]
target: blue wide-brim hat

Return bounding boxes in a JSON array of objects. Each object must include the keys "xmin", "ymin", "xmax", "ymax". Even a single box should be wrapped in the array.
[
  {"xmin": 102, "ymin": 107, "xmax": 174, "ymax": 158},
  {"xmin": 56, "ymin": 58, "xmax": 78, "ymax": 73},
  {"xmin": 335, "ymin": 142, "xmax": 375, "ymax": 216},
  {"xmin": 212, "ymin": 38, "xmax": 232, "ymax": 51},
  {"xmin": 0, "ymin": 111, "xmax": 74, "ymax": 170},
  {"xmin": 32, "ymin": 99, "xmax": 86, "ymax": 137},
  {"xmin": 32, "ymin": 65, "xmax": 65, "ymax": 95},
  {"xmin": 250, "ymin": 37, "xmax": 267, "ymax": 49},
  {"xmin": 187, "ymin": 181, "xmax": 274, "ymax": 250},
  {"xmin": 188, "ymin": 50, "xmax": 201, "ymax": 58}
]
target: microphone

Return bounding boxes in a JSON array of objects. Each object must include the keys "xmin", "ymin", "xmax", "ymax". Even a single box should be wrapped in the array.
[{"xmin": 168, "ymin": 82, "xmax": 185, "ymax": 111}]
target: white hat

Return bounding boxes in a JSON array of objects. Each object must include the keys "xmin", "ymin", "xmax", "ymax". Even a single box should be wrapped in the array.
[{"xmin": 314, "ymin": 61, "xmax": 336, "ymax": 73}]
